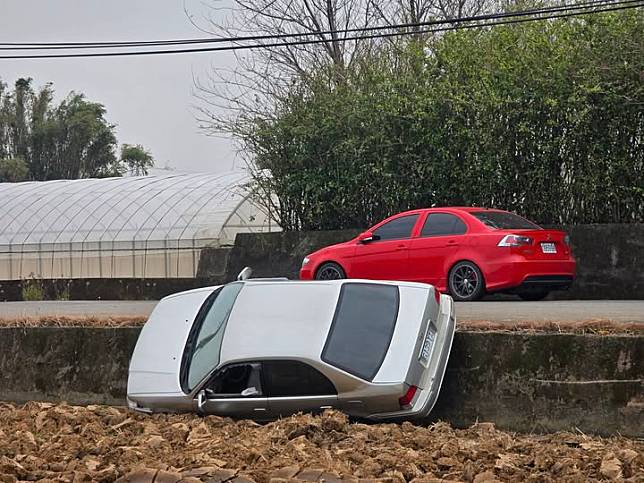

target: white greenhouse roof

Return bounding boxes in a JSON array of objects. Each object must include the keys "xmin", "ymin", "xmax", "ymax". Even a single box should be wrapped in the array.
[{"xmin": 0, "ymin": 171, "xmax": 261, "ymax": 251}]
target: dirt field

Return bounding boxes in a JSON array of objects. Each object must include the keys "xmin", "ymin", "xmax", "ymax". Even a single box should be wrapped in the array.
[{"xmin": 0, "ymin": 402, "xmax": 641, "ymax": 482}]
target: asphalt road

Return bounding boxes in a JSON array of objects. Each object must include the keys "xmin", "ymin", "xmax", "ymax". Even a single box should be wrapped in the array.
[{"xmin": 1, "ymin": 299, "xmax": 643, "ymax": 323}]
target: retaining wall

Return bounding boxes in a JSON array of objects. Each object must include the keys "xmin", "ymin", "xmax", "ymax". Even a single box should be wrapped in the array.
[
  {"xmin": 1, "ymin": 224, "xmax": 642, "ymax": 300},
  {"xmin": 1, "ymin": 327, "xmax": 641, "ymax": 437}
]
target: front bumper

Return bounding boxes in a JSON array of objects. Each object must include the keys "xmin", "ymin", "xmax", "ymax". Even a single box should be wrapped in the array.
[{"xmin": 368, "ymin": 294, "xmax": 456, "ymax": 421}]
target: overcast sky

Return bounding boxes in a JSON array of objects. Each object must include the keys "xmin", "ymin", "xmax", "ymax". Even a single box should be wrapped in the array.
[{"xmin": 1, "ymin": 0, "xmax": 240, "ymax": 173}]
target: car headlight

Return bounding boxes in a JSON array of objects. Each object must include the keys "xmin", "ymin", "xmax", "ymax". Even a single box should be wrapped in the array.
[{"xmin": 302, "ymin": 257, "xmax": 310, "ymax": 267}]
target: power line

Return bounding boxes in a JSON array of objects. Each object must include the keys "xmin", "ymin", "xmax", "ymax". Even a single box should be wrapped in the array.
[
  {"xmin": 0, "ymin": 0, "xmax": 633, "ymax": 50},
  {"xmin": 0, "ymin": 2, "xmax": 640, "ymax": 60}
]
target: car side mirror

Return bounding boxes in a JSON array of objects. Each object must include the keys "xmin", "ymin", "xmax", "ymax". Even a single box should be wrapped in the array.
[
  {"xmin": 237, "ymin": 266, "xmax": 253, "ymax": 281},
  {"xmin": 358, "ymin": 231, "xmax": 378, "ymax": 243},
  {"xmin": 197, "ymin": 389, "xmax": 207, "ymax": 413}
]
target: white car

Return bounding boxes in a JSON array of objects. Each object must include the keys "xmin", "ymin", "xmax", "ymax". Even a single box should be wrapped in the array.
[{"xmin": 127, "ymin": 275, "xmax": 455, "ymax": 420}]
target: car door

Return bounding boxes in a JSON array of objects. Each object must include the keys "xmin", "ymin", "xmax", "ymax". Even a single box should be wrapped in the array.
[
  {"xmin": 408, "ymin": 212, "xmax": 468, "ymax": 286},
  {"xmin": 350, "ymin": 214, "xmax": 420, "ymax": 281},
  {"xmin": 263, "ymin": 360, "xmax": 338, "ymax": 418},
  {"xmin": 197, "ymin": 362, "xmax": 269, "ymax": 418}
]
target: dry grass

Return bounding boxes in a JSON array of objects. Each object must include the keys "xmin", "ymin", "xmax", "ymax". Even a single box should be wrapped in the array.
[
  {"xmin": 0, "ymin": 316, "xmax": 644, "ymax": 335},
  {"xmin": 0, "ymin": 315, "xmax": 147, "ymax": 328},
  {"xmin": 459, "ymin": 319, "xmax": 644, "ymax": 335},
  {"xmin": 0, "ymin": 316, "xmax": 642, "ymax": 334}
]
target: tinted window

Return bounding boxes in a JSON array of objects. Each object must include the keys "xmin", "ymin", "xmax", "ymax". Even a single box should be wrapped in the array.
[
  {"xmin": 472, "ymin": 211, "xmax": 541, "ymax": 230},
  {"xmin": 322, "ymin": 283, "xmax": 399, "ymax": 381},
  {"xmin": 264, "ymin": 360, "xmax": 337, "ymax": 396},
  {"xmin": 421, "ymin": 213, "xmax": 467, "ymax": 237},
  {"xmin": 207, "ymin": 363, "xmax": 263, "ymax": 397},
  {"xmin": 373, "ymin": 214, "xmax": 418, "ymax": 241}
]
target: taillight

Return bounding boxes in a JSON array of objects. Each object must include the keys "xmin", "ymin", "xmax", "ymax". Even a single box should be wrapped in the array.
[
  {"xmin": 398, "ymin": 385, "xmax": 418, "ymax": 408},
  {"xmin": 434, "ymin": 287, "xmax": 441, "ymax": 305},
  {"xmin": 498, "ymin": 234, "xmax": 533, "ymax": 247}
]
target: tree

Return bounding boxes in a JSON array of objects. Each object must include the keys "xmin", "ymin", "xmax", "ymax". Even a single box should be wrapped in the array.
[
  {"xmin": 239, "ymin": 10, "xmax": 644, "ymax": 229},
  {"xmin": 0, "ymin": 157, "xmax": 29, "ymax": 182},
  {"xmin": 193, "ymin": 0, "xmax": 494, "ymax": 137},
  {"xmin": 0, "ymin": 78, "xmax": 153, "ymax": 181},
  {"xmin": 120, "ymin": 144, "xmax": 155, "ymax": 176}
]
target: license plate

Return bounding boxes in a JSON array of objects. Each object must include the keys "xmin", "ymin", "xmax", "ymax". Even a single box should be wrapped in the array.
[
  {"xmin": 419, "ymin": 325, "xmax": 437, "ymax": 367},
  {"xmin": 541, "ymin": 242, "xmax": 557, "ymax": 254}
]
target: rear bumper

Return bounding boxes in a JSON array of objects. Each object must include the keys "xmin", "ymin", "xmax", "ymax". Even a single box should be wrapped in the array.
[
  {"xmin": 486, "ymin": 258, "xmax": 576, "ymax": 293},
  {"xmin": 368, "ymin": 294, "xmax": 456, "ymax": 421}
]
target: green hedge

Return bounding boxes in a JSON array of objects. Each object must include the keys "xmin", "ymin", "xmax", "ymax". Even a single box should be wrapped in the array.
[{"xmin": 246, "ymin": 11, "xmax": 643, "ymax": 230}]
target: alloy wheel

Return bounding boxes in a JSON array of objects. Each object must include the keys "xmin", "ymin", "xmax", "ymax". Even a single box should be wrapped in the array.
[{"xmin": 452, "ymin": 264, "xmax": 480, "ymax": 298}]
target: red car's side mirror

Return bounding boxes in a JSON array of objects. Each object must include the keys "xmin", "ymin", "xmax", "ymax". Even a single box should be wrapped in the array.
[{"xmin": 358, "ymin": 231, "xmax": 378, "ymax": 243}]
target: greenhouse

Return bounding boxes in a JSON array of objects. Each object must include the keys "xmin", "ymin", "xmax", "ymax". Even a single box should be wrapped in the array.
[{"xmin": 0, "ymin": 171, "xmax": 279, "ymax": 280}]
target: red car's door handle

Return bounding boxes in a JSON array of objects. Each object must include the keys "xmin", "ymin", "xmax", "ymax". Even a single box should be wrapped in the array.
[
  {"xmin": 447, "ymin": 239, "xmax": 458, "ymax": 245},
  {"xmin": 396, "ymin": 244, "xmax": 407, "ymax": 251}
]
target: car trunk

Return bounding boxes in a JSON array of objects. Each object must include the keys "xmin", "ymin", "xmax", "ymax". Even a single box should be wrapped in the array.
[{"xmin": 509, "ymin": 229, "xmax": 571, "ymax": 260}]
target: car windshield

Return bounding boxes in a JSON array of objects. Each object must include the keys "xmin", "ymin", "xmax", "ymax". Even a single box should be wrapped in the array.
[
  {"xmin": 471, "ymin": 211, "xmax": 541, "ymax": 230},
  {"xmin": 185, "ymin": 283, "xmax": 244, "ymax": 391},
  {"xmin": 322, "ymin": 283, "xmax": 399, "ymax": 381}
]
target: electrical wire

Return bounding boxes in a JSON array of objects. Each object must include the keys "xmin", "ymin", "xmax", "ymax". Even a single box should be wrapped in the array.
[
  {"xmin": 0, "ymin": 1, "xmax": 640, "ymax": 59},
  {"xmin": 0, "ymin": 0, "xmax": 635, "ymax": 50}
]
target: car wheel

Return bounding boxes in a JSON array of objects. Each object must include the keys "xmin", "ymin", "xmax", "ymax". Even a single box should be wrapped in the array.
[
  {"xmin": 315, "ymin": 262, "xmax": 346, "ymax": 280},
  {"xmin": 518, "ymin": 290, "xmax": 550, "ymax": 301},
  {"xmin": 448, "ymin": 261, "xmax": 485, "ymax": 301}
]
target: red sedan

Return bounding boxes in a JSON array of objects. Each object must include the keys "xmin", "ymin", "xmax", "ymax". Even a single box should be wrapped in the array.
[{"xmin": 300, "ymin": 207, "xmax": 576, "ymax": 301}]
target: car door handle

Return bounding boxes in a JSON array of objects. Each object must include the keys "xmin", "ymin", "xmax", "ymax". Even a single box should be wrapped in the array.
[
  {"xmin": 447, "ymin": 240, "xmax": 457, "ymax": 245},
  {"xmin": 396, "ymin": 244, "xmax": 407, "ymax": 251}
]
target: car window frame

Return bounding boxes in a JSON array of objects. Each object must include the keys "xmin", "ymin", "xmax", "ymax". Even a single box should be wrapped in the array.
[
  {"xmin": 419, "ymin": 211, "xmax": 469, "ymax": 238},
  {"xmin": 370, "ymin": 213, "xmax": 421, "ymax": 242}
]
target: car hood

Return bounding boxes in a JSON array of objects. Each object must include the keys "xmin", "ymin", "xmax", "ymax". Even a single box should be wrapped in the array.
[{"xmin": 127, "ymin": 286, "xmax": 219, "ymax": 396}]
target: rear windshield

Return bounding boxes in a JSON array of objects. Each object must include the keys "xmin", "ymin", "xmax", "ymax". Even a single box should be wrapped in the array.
[
  {"xmin": 322, "ymin": 283, "xmax": 399, "ymax": 381},
  {"xmin": 472, "ymin": 211, "xmax": 541, "ymax": 230}
]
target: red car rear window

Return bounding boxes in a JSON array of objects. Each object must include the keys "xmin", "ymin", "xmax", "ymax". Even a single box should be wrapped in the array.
[{"xmin": 472, "ymin": 211, "xmax": 541, "ymax": 230}]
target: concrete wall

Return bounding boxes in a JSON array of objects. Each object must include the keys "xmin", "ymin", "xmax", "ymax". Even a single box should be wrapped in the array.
[
  {"xmin": 221, "ymin": 223, "xmax": 644, "ymax": 300},
  {"xmin": 1, "ymin": 327, "xmax": 641, "ymax": 437},
  {"xmin": 1, "ymin": 224, "xmax": 641, "ymax": 300}
]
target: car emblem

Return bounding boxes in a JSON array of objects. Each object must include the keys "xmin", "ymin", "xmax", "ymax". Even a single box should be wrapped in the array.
[{"xmin": 546, "ymin": 234, "xmax": 551, "ymax": 240}]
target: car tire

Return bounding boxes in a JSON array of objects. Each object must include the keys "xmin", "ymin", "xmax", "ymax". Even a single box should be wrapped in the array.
[
  {"xmin": 448, "ymin": 261, "xmax": 485, "ymax": 301},
  {"xmin": 315, "ymin": 262, "xmax": 346, "ymax": 280},
  {"xmin": 518, "ymin": 290, "xmax": 550, "ymax": 301}
]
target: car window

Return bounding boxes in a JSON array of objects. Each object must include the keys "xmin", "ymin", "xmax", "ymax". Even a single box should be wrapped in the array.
[
  {"xmin": 471, "ymin": 211, "xmax": 541, "ymax": 230},
  {"xmin": 373, "ymin": 214, "xmax": 419, "ymax": 241},
  {"xmin": 322, "ymin": 283, "xmax": 399, "ymax": 381},
  {"xmin": 206, "ymin": 362, "xmax": 263, "ymax": 397},
  {"xmin": 421, "ymin": 213, "xmax": 467, "ymax": 237},
  {"xmin": 182, "ymin": 282, "xmax": 244, "ymax": 392},
  {"xmin": 263, "ymin": 360, "xmax": 337, "ymax": 397}
]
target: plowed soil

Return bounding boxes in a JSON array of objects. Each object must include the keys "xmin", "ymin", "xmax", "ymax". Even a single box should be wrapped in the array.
[{"xmin": 0, "ymin": 402, "xmax": 641, "ymax": 482}]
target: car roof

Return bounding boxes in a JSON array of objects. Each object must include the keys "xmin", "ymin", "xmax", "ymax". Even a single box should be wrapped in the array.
[
  {"xmin": 219, "ymin": 280, "xmax": 342, "ymax": 364},
  {"xmin": 218, "ymin": 279, "xmax": 429, "ymax": 365},
  {"xmin": 391, "ymin": 206, "xmax": 506, "ymax": 217}
]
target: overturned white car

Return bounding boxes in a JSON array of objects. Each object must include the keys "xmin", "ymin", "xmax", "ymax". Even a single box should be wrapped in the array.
[{"xmin": 127, "ymin": 276, "xmax": 455, "ymax": 421}]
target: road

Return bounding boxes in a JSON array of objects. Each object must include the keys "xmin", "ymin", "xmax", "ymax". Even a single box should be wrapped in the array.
[{"xmin": 1, "ymin": 300, "xmax": 643, "ymax": 323}]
